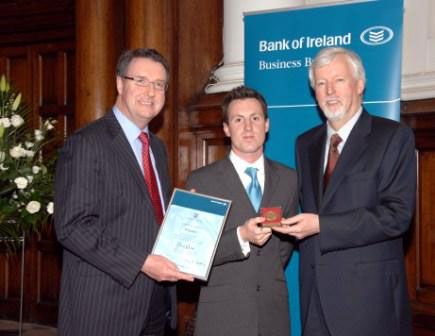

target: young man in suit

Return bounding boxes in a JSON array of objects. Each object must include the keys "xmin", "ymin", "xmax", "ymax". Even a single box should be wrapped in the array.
[
  {"xmin": 54, "ymin": 48, "xmax": 193, "ymax": 336},
  {"xmin": 273, "ymin": 47, "xmax": 416, "ymax": 335},
  {"xmin": 186, "ymin": 86, "xmax": 298, "ymax": 336}
]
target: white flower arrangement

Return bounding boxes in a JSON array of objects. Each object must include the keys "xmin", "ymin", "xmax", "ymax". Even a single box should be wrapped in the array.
[{"xmin": 0, "ymin": 74, "xmax": 55, "ymax": 245}]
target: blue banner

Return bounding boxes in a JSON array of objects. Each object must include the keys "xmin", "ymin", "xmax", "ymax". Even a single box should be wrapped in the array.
[{"xmin": 245, "ymin": 1, "xmax": 403, "ymax": 334}]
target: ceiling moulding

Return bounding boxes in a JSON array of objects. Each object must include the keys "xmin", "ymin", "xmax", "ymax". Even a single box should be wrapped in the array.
[{"xmin": 401, "ymin": 72, "xmax": 435, "ymax": 101}]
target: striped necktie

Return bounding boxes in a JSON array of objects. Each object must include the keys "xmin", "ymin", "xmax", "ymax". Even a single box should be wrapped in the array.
[{"xmin": 139, "ymin": 132, "xmax": 164, "ymax": 224}]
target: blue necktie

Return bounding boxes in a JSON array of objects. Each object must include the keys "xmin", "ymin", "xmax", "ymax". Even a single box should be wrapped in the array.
[{"xmin": 245, "ymin": 167, "xmax": 262, "ymax": 212}]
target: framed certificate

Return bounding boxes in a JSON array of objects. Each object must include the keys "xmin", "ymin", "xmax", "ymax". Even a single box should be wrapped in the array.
[{"xmin": 152, "ymin": 188, "xmax": 231, "ymax": 281}]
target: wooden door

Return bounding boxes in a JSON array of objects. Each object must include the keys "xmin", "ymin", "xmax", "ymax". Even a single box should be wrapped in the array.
[{"xmin": 402, "ymin": 100, "xmax": 435, "ymax": 335}]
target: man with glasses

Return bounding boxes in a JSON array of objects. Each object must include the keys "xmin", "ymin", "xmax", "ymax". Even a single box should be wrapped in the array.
[{"xmin": 55, "ymin": 48, "xmax": 193, "ymax": 336}]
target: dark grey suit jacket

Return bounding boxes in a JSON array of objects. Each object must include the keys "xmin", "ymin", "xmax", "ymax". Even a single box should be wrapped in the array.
[
  {"xmin": 296, "ymin": 110, "xmax": 416, "ymax": 336},
  {"xmin": 54, "ymin": 110, "xmax": 175, "ymax": 336},
  {"xmin": 186, "ymin": 157, "xmax": 298, "ymax": 336}
]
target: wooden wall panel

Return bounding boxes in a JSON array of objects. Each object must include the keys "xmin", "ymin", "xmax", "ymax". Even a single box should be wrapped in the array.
[
  {"xmin": 0, "ymin": 48, "xmax": 32, "ymax": 114},
  {"xmin": 197, "ymin": 132, "xmax": 230, "ymax": 167},
  {"xmin": 33, "ymin": 42, "xmax": 75, "ymax": 149},
  {"xmin": 176, "ymin": 0, "xmax": 223, "ymax": 188},
  {"xmin": 6, "ymin": 54, "xmax": 31, "ymax": 103},
  {"xmin": 402, "ymin": 99, "xmax": 435, "ymax": 335},
  {"xmin": 31, "ymin": 234, "xmax": 62, "ymax": 324},
  {"xmin": 0, "ymin": 0, "xmax": 74, "ymax": 47},
  {"xmin": 39, "ymin": 53, "xmax": 58, "ymax": 104},
  {"xmin": 0, "ymin": 251, "xmax": 23, "ymax": 318},
  {"xmin": 420, "ymin": 152, "xmax": 435, "ymax": 288}
]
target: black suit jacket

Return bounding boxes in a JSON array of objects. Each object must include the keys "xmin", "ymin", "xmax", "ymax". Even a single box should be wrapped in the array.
[
  {"xmin": 186, "ymin": 157, "xmax": 298, "ymax": 336},
  {"xmin": 296, "ymin": 110, "xmax": 416, "ymax": 336},
  {"xmin": 54, "ymin": 110, "xmax": 175, "ymax": 336}
]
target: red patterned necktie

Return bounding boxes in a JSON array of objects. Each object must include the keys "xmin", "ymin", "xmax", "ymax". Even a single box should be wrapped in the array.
[
  {"xmin": 323, "ymin": 133, "xmax": 342, "ymax": 191},
  {"xmin": 139, "ymin": 132, "xmax": 164, "ymax": 224}
]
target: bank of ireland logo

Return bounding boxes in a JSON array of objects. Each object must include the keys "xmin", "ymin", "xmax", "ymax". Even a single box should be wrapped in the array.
[{"xmin": 360, "ymin": 26, "xmax": 394, "ymax": 46}]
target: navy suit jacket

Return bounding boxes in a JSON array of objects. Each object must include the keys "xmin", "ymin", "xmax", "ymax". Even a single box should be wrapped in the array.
[
  {"xmin": 54, "ymin": 110, "xmax": 175, "ymax": 336},
  {"xmin": 296, "ymin": 110, "xmax": 416, "ymax": 336}
]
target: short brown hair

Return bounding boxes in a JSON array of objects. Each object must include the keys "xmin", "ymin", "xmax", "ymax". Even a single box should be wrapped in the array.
[{"xmin": 222, "ymin": 86, "xmax": 268, "ymax": 124}]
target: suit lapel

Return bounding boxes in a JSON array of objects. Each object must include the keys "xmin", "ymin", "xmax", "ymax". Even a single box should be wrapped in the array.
[
  {"xmin": 261, "ymin": 159, "xmax": 279, "ymax": 208},
  {"xmin": 149, "ymin": 134, "xmax": 170, "ymax": 205},
  {"xmin": 306, "ymin": 127, "xmax": 327, "ymax": 208},
  {"xmin": 218, "ymin": 158, "xmax": 255, "ymax": 214},
  {"xmin": 104, "ymin": 111, "xmax": 151, "ymax": 201},
  {"xmin": 322, "ymin": 111, "xmax": 372, "ymax": 206}
]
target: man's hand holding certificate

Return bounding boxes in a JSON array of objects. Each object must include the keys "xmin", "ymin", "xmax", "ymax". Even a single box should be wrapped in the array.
[{"xmin": 152, "ymin": 189, "xmax": 231, "ymax": 281}]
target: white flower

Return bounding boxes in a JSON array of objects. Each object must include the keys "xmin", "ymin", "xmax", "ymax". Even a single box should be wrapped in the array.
[
  {"xmin": 44, "ymin": 120, "xmax": 55, "ymax": 130},
  {"xmin": 34, "ymin": 129, "xmax": 44, "ymax": 141},
  {"xmin": 32, "ymin": 166, "xmax": 41, "ymax": 174},
  {"xmin": 0, "ymin": 118, "xmax": 11, "ymax": 128},
  {"xmin": 25, "ymin": 141, "xmax": 34, "ymax": 148},
  {"xmin": 24, "ymin": 149, "xmax": 35, "ymax": 158},
  {"xmin": 26, "ymin": 201, "xmax": 41, "ymax": 214},
  {"xmin": 10, "ymin": 144, "xmax": 26, "ymax": 158},
  {"xmin": 0, "ymin": 151, "xmax": 5, "ymax": 162},
  {"xmin": 11, "ymin": 114, "xmax": 25, "ymax": 127},
  {"xmin": 14, "ymin": 177, "xmax": 28, "ymax": 189},
  {"xmin": 47, "ymin": 202, "xmax": 54, "ymax": 214},
  {"xmin": 0, "ymin": 163, "xmax": 8, "ymax": 171},
  {"xmin": 12, "ymin": 192, "xmax": 18, "ymax": 199},
  {"xmin": 26, "ymin": 175, "xmax": 34, "ymax": 183}
]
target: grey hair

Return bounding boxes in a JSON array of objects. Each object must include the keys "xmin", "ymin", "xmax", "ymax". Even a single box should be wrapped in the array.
[{"xmin": 308, "ymin": 47, "xmax": 366, "ymax": 88}]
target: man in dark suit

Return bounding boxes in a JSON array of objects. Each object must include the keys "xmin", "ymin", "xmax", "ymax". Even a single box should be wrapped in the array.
[
  {"xmin": 186, "ymin": 86, "xmax": 298, "ymax": 336},
  {"xmin": 273, "ymin": 47, "xmax": 416, "ymax": 335},
  {"xmin": 54, "ymin": 48, "xmax": 193, "ymax": 336}
]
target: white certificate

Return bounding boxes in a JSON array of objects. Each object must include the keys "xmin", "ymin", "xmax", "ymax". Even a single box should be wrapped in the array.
[{"xmin": 152, "ymin": 188, "xmax": 231, "ymax": 280}]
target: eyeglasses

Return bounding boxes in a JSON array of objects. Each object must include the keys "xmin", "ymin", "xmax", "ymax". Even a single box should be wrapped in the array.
[{"xmin": 122, "ymin": 75, "xmax": 168, "ymax": 91}]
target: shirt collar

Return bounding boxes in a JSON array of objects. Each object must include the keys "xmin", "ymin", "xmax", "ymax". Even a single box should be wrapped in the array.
[
  {"xmin": 113, "ymin": 106, "xmax": 149, "ymax": 141},
  {"xmin": 327, "ymin": 106, "xmax": 362, "ymax": 144},
  {"xmin": 229, "ymin": 151, "xmax": 264, "ymax": 174}
]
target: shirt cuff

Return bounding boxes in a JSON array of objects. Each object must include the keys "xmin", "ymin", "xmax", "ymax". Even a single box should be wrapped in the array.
[{"xmin": 237, "ymin": 227, "xmax": 251, "ymax": 256}]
